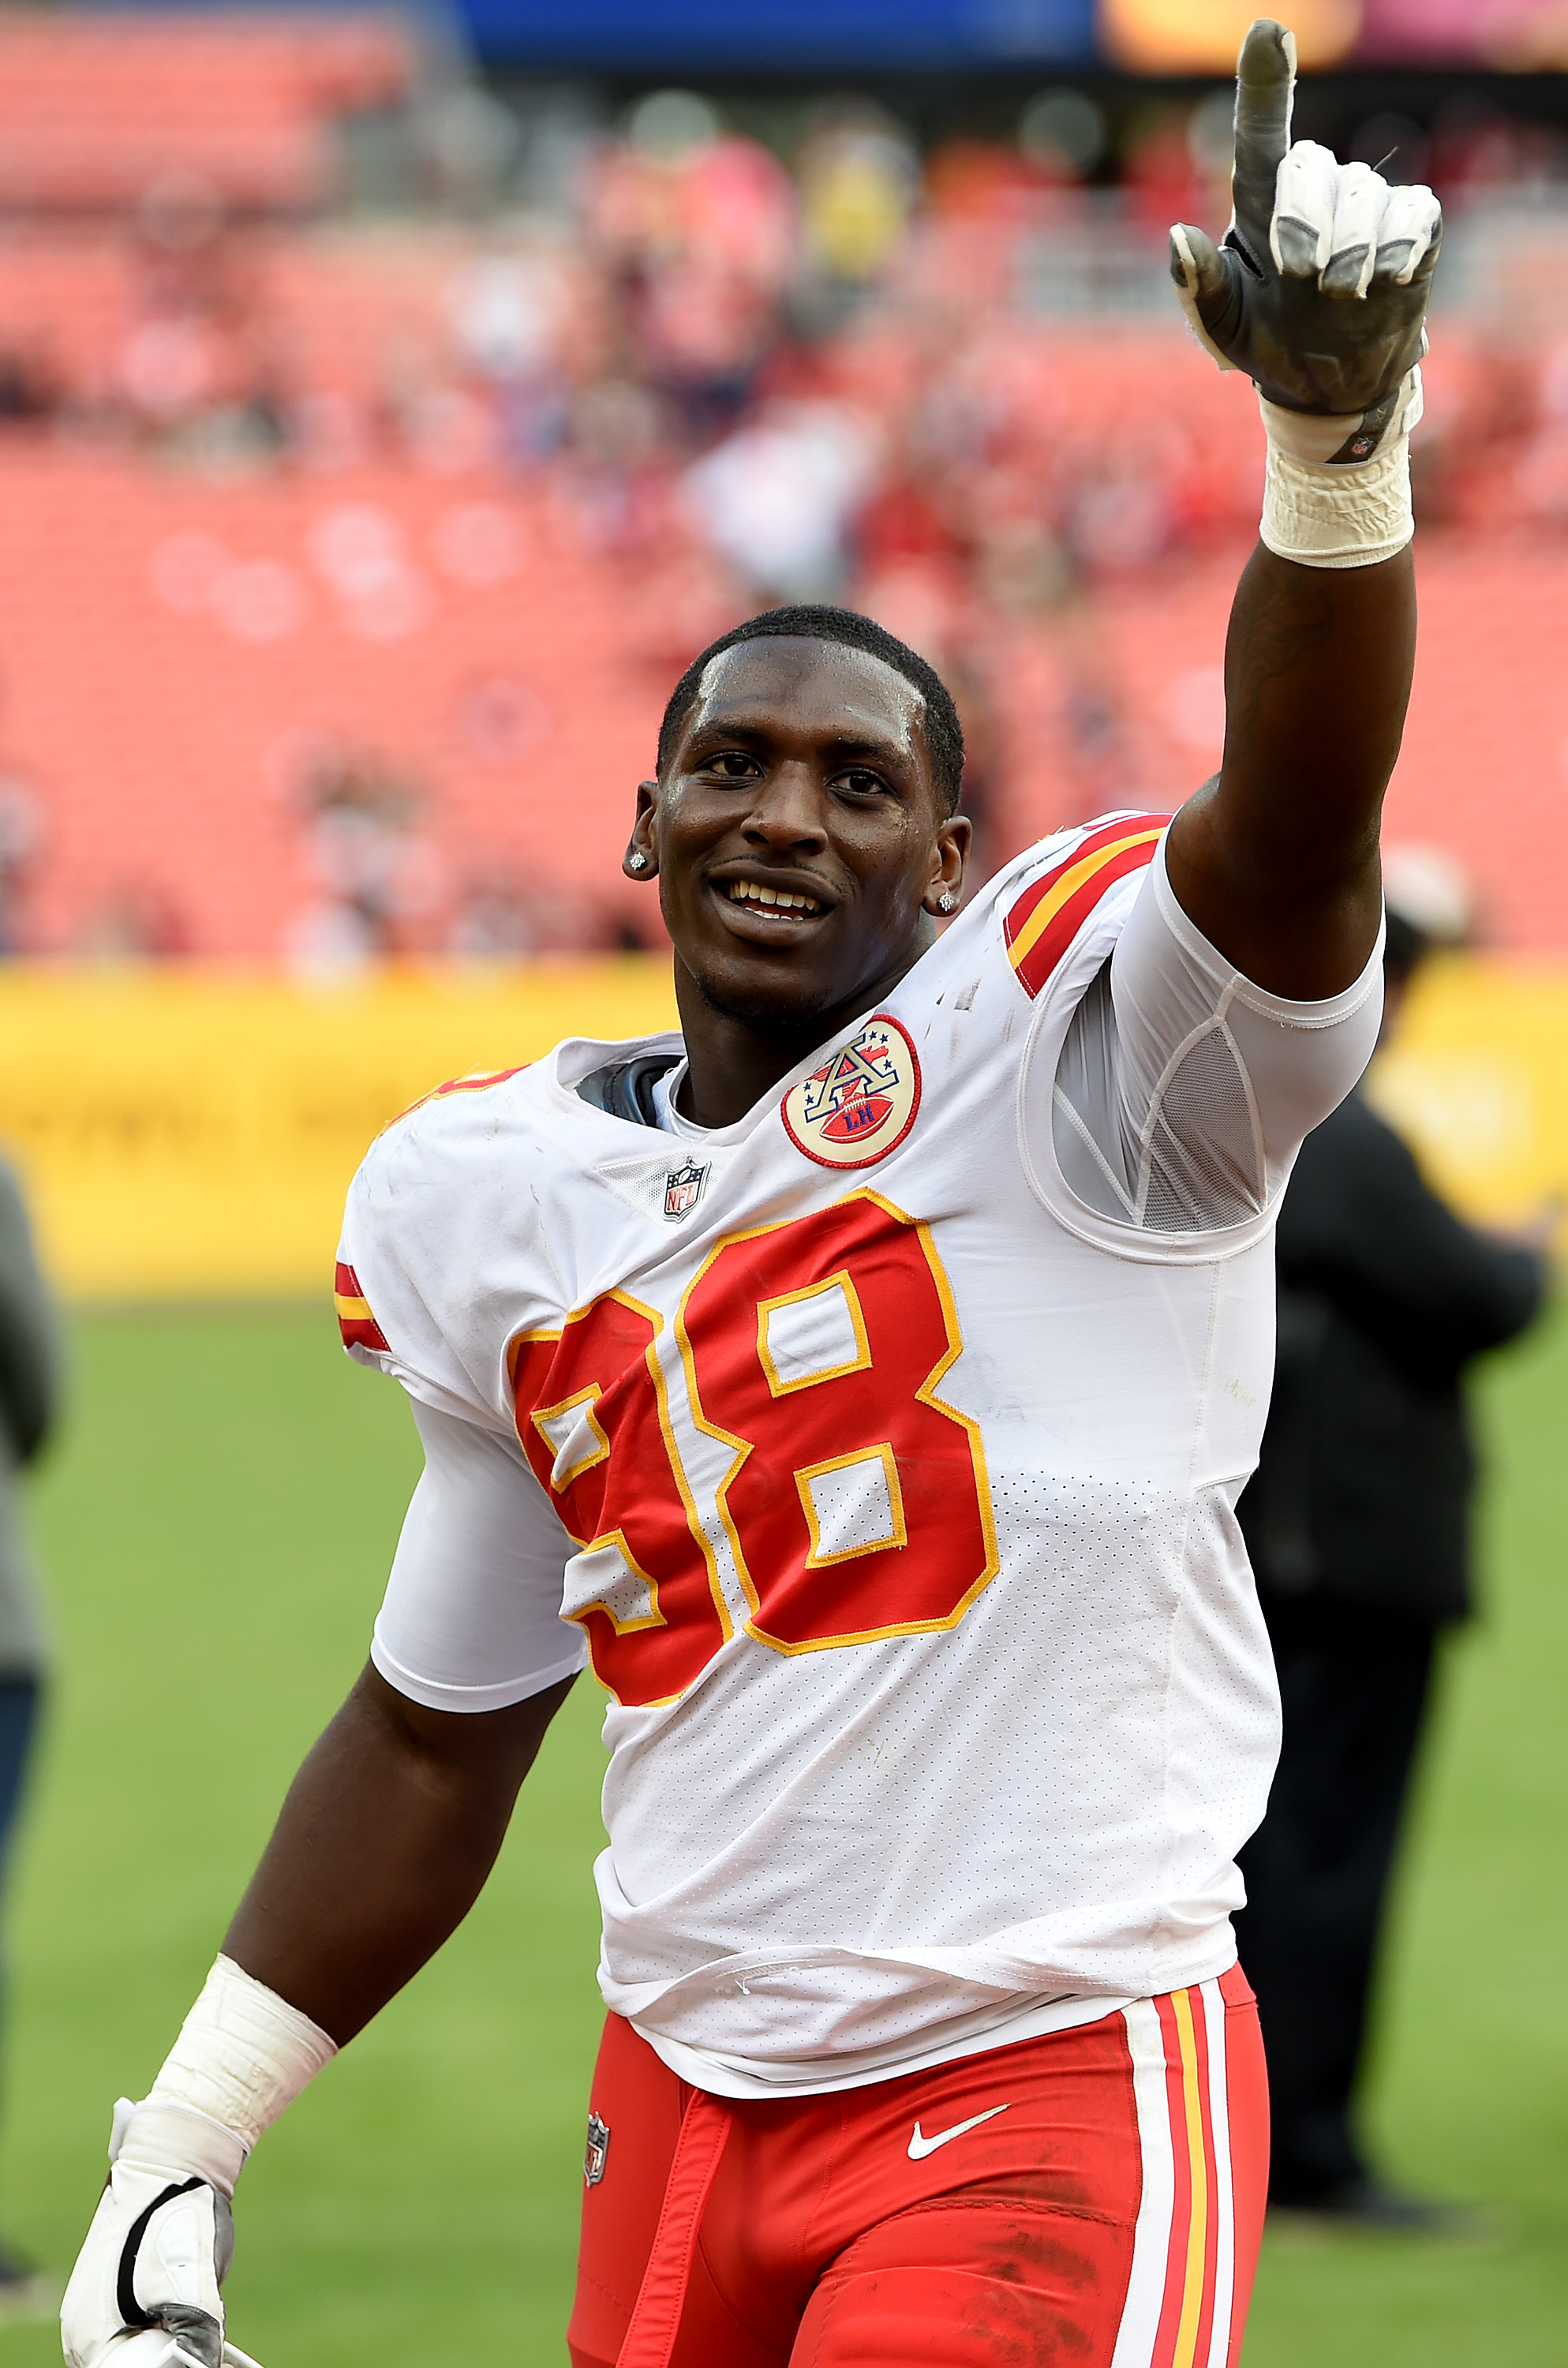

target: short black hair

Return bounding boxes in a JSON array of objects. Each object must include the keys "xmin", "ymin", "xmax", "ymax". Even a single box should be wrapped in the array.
[{"xmin": 656, "ymin": 605, "xmax": 965, "ymax": 813}]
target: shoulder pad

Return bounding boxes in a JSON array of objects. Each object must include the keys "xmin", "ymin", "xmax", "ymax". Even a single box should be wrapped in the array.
[
  {"xmin": 1003, "ymin": 815, "xmax": 1171, "ymax": 1001},
  {"xmin": 386, "ymin": 1065, "xmax": 528, "ymax": 1132}
]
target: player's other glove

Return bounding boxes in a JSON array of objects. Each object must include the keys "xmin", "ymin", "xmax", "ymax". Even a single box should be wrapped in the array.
[
  {"xmin": 60, "ymin": 2100, "xmax": 239, "ymax": 2368},
  {"xmin": 62, "ymin": 1958, "xmax": 337, "ymax": 2368},
  {"xmin": 1168, "ymin": 18, "xmax": 1441, "ymax": 567}
]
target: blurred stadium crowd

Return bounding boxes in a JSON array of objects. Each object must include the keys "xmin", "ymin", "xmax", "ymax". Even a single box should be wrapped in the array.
[{"xmin": 0, "ymin": 11, "xmax": 1567, "ymax": 962}]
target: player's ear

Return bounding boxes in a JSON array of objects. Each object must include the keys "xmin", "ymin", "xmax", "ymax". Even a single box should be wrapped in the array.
[
  {"xmin": 921, "ymin": 813, "xmax": 971, "ymax": 917},
  {"xmin": 625, "ymin": 780, "xmax": 659, "ymax": 882}
]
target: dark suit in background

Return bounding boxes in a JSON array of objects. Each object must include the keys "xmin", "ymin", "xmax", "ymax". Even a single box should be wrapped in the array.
[
  {"xmin": 1235, "ymin": 1085, "xmax": 1544, "ymax": 2213},
  {"xmin": 0, "ymin": 1154, "xmax": 58, "ymax": 2291}
]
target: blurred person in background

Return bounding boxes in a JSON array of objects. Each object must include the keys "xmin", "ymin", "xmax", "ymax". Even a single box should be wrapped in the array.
[
  {"xmin": 0, "ymin": 1152, "xmax": 59, "ymax": 2306},
  {"xmin": 796, "ymin": 110, "xmax": 919, "ymax": 294},
  {"xmin": 0, "ymin": 784, "xmax": 39, "ymax": 958},
  {"xmin": 682, "ymin": 399, "xmax": 879, "ymax": 605},
  {"xmin": 1235, "ymin": 852, "xmax": 1550, "ymax": 2227},
  {"xmin": 283, "ymin": 743, "xmax": 446, "ymax": 974}
]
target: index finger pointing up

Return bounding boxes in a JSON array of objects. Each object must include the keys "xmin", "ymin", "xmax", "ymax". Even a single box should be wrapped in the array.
[{"xmin": 1230, "ymin": 20, "xmax": 1298, "ymax": 263}]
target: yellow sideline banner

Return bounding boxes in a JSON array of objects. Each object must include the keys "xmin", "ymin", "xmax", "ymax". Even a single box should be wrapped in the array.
[
  {"xmin": 0, "ymin": 961, "xmax": 677, "ymax": 1298},
  {"xmin": 0, "ymin": 954, "xmax": 1560, "ymax": 1299},
  {"xmin": 1368, "ymin": 956, "xmax": 1568, "ymax": 1238}
]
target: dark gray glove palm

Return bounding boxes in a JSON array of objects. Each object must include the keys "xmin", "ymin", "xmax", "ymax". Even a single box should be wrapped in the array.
[{"xmin": 1170, "ymin": 18, "xmax": 1441, "ymax": 418}]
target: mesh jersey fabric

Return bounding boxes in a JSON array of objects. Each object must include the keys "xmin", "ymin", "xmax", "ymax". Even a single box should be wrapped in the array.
[
  {"xmin": 346, "ymin": 817, "xmax": 1382, "ymax": 2100},
  {"xmin": 1050, "ymin": 846, "xmax": 1383, "ymax": 1238}
]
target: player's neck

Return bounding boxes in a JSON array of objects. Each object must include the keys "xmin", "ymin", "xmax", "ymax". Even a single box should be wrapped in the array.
[{"xmin": 672, "ymin": 949, "xmax": 921, "ymax": 1127}]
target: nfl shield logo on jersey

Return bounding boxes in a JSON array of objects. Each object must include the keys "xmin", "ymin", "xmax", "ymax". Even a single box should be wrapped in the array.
[
  {"xmin": 584, "ymin": 2111, "xmax": 610, "ymax": 2186},
  {"xmin": 781, "ymin": 1014, "xmax": 922, "ymax": 1171},
  {"xmin": 663, "ymin": 1158, "xmax": 709, "ymax": 1220}
]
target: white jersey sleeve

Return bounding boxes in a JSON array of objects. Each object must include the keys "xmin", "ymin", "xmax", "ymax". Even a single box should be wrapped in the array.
[
  {"xmin": 371, "ymin": 1399, "xmax": 586, "ymax": 1713},
  {"xmin": 335, "ymin": 1062, "xmax": 582, "ymax": 1435},
  {"xmin": 1045, "ymin": 835, "xmax": 1383, "ymax": 1238},
  {"xmin": 335, "ymin": 1067, "xmax": 595, "ymax": 1715}
]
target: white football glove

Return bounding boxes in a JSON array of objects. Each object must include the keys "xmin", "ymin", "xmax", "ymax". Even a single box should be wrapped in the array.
[
  {"xmin": 62, "ymin": 1961, "xmax": 333, "ymax": 2368},
  {"xmin": 61, "ymin": 2103, "xmax": 234, "ymax": 2368},
  {"xmin": 1170, "ymin": 17, "xmax": 1441, "ymax": 425}
]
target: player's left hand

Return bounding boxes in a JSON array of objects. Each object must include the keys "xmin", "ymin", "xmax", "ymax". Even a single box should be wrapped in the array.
[
  {"xmin": 61, "ymin": 2126, "xmax": 232, "ymax": 2368},
  {"xmin": 1169, "ymin": 17, "xmax": 1441, "ymax": 418}
]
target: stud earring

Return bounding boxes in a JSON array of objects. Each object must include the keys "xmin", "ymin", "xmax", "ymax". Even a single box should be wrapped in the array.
[
  {"xmin": 938, "ymin": 890, "xmax": 956, "ymax": 913},
  {"xmin": 628, "ymin": 850, "xmax": 648, "ymax": 872}
]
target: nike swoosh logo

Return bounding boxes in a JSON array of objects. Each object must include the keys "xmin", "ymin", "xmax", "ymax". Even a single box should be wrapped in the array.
[{"xmin": 907, "ymin": 2103, "xmax": 1011, "ymax": 2160}]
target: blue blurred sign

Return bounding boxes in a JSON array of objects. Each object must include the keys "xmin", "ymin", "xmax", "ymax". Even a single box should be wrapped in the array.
[{"xmin": 455, "ymin": 0, "xmax": 1096, "ymax": 70}]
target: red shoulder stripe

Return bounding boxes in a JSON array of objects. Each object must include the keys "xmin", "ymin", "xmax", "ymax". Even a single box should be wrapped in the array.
[
  {"xmin": 335, "ymin": 1259, "xmax": 389, "ymax": 1354},
  {"xmin": 391, "ymin": 1065, "xmax": 527, "ymax": 1129},
  {"xmin": 1004, "ymin": 816, "xmax": 1171, "ymax": 1002}
]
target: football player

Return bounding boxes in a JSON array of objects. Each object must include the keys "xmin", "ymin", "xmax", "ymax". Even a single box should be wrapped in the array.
[{"xmin": 62, "ymin": 24, "xmax": 1442, "ymax": 2368}]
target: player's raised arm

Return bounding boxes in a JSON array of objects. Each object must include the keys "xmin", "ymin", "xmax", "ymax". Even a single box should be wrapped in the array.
[{"xmin": 1161, "ymin": 18, "xmax": 1441, "ymax": 1000}]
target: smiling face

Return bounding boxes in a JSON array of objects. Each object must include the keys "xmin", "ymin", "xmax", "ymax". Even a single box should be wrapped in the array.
[{"xmin": 627, "ymin": 637, "xmax": 968, "ymax": 1046}]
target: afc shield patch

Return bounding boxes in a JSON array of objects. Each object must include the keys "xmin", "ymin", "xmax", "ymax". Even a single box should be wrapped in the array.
[
  {"xmin": 781, "ymin": 1014, "xmax": 921, "ymax": 1171},
  {"xmin": 585, "ymin": 2110, "xmax": 610, "ymax": 2187},
  {"xmin": 663, "ymin": 1157, "xmax": 709, "ymax": 1221}
]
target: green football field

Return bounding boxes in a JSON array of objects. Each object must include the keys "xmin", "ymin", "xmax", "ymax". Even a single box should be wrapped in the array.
[{"xmin": 1, "ymin": 1301, "xmax": 1564, "ymax": 2366}]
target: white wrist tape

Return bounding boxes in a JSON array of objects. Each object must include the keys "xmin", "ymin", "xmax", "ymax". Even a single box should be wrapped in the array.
[
  {"xmin": 114, "ymin": 1955, "xmax": 337, "ymax": 2198},
  {"xmin": 1259, "ymin": 366, "xmax": 1423, "ymax": 568}
]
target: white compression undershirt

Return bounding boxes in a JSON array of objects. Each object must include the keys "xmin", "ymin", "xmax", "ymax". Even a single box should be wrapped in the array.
[{"xmin": 651, "ymin": 1061, "xmax": 700, "ymax": 1137}]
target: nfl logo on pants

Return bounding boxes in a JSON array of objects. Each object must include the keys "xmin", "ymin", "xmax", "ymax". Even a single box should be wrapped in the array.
[{"xmin": 584, "ymin": 2111, "xmax": 610, "ymax": 2187}]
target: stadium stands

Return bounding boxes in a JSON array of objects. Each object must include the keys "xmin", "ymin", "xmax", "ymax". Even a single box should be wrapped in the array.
[
  {"xmin": 0, "ymin": 9, "xmax": 1563, "ymax": 960},
  {"xmin": 1, "ymin": 399, "xmax": 1563, "ymax": 961},
  {"xmin": 0, "ymin": 13, "xmax": 411, "ymax": 212},
  {"xmin": 0, "ymin": 448, "xmax": 673, "ymax": 960}
]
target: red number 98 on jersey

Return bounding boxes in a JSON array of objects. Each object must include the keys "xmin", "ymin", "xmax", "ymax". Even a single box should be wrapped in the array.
[{"xmin": 510, "ymin": 1193, "xmax": 998, "ymax": 1705}]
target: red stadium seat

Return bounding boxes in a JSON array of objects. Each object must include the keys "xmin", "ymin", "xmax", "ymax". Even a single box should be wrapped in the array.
[
  {"xmin": 0, "ymin": 448, "xmax": 687, "ymax": 956},
  {"xmin": 0, "ymin": 14, "xmax": 412, "ymax": 212}
]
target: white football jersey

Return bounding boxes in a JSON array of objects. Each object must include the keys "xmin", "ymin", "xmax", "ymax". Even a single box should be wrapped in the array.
[{"xmin": 338, "ymin": 816, "xmax": 1382, "ymax": 2098}]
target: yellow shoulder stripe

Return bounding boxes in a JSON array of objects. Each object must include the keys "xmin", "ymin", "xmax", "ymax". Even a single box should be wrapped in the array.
[{"xmin": 1007, "ymin": 826, "xmax": 1166, "ymax": 974}]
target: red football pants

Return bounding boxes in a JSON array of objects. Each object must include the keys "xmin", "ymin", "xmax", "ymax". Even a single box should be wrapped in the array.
[{"xmin": 568, "ymin": 1965, "xmax": 1267, "ymax": 2368}]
